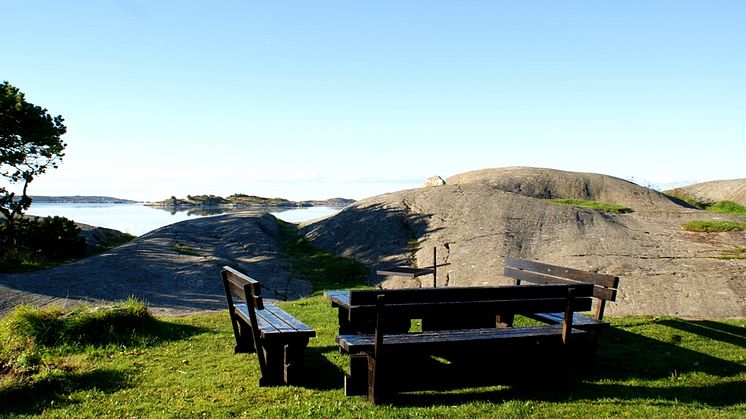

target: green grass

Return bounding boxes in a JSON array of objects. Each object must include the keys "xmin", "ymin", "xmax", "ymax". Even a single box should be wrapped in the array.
[
  {"xmin": 171, "ymin": 242, "xmax": 198, "ymax": 256},
  {"xmin": 547, "ymin": 199, "xmax": 633, "ymax": 214},
  {"xmin": 706, "ymin": 201, "xmax": 746, "ymax": 216},
  {"xmin": 719, "ymin": 247, "xmax": 746, "ymax": 260},
  {"xmin": 682, "ymin": 220, "xmax": 746, "ymax": 232},
  {"xmin": 277, "ymin": 220, "xmax": 369, "ymax": 293},
  {"xmin": 1, "ymin": 301, "xmax": 744, "ymax": 417},
  {"xmin": 664, "ymin": 193, "xmax": 746, "ymax": 215},
  {"xmin": 86, "ymin": 232, "xmax": 136, "ymax": 256}
]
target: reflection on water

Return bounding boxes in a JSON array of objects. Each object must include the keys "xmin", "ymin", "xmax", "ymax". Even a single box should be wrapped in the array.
[
  {"xmin": 26, "ymin": 203, "xmax": 342, "ymax": 236},
  {"xmin": 150, "ymin": 206, "xmax": 249, "ymax": 216}
]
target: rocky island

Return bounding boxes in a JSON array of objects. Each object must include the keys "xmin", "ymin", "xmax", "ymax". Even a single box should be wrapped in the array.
[
  {"xmin": 145, "ymin": 194, "xmax": 355, "ymax": 209},
  {"xmin": 29, "ymin": 196, "xmax": 140, "ymax": 204}
]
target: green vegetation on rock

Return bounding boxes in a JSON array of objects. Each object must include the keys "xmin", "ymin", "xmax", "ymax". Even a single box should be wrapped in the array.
[
  {"xmin": 706, "ymin": 201, "xmax": 746, "ymax": 216},
  {"xmin": 665, "ymin": 191, "xmax": 746, "ymax": 215},
  {"xmin": 547, "ymin": 198, "xmax": 633, "ymax": 213},
  {"xmin": 277, "ymin": 220, "xmax": 368, "ymax": 293},
  {"xmin": 719, "ymin": 247, "xmax": 746, "ymax": 260},
  {"xmin": 171, "ymin": 242, "xmax": 198, "ymax": 256},
  {"xmin": 682, "ymin": 220, "xmax": 746, "ymax": 232}
]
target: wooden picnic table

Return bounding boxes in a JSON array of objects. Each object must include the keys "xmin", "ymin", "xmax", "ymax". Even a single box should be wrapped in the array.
[{"xmin": 324, "ymin": 284, "xmax": 595, "ymax": 402}]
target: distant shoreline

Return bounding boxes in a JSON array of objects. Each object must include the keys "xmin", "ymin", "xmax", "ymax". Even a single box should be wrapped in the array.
[{"xmin": 30, "ymin": 196, "xmax": 141, "ymax": 204}]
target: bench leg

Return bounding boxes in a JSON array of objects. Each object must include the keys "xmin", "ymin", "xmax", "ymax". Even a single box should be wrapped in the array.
[
  {"xmin": 344, "ymin": 353, "xmax": 368, "ymax": 396},
  {"xmin": 367, "ymin": 353, "xmax": 383, "ymax": 404},
  {"xmin": 259, "ymin": 343, "xmax": 286, "ymax": 386},
  {"xmin": 234, "ymin": 320, "xmax": 256, "ymax": 354},
  {"xmin": 284, "ymin": 339, "xmax": 310, "ymax": 385}
]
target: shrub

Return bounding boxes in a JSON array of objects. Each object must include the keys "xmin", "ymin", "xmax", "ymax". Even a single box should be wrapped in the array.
[
  {"xmin": 1, "ymin": 216, "xmax": 86, "ymax": 260},
  {"xmin": 0, "ymin": 216, "xmax": 86, "ymax": 272}
]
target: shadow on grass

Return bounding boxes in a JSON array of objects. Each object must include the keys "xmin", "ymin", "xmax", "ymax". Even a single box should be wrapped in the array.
[
  {"xmin": 657, "ymin": 319, "xmax": 746, "ymax": 348},
  {"xmin": 0, "ymin": 319, "xmax": 210, "ymax": 416},
  {"xmin": 0, "ymin": 368, "xmax": 131, "ymax": 415},
  {"xmin": 300, "ymin": 345, "xmax": 345, "ymax": 391},
  {"xmin": 333, "ymin": 323, "xmax": 746, "ymax": 408}
]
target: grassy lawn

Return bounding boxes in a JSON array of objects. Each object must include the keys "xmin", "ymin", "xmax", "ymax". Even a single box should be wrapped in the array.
[{"xmin": 1, "ymin": 298, "xmax": 744, "ymax": 418}]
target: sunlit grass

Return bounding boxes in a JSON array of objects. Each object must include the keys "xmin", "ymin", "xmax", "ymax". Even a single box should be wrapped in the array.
[
  {"xmin": 682, "ymin": 220, "xmax": 746, "ymax": 232},
  {"xmin": 719, "ymin": 247, "xmax": 746, "ymax": 260},
  {"xmin": 1, "ymin": 299, "xmax": 744, "ymax": 418},
  {"xmin": 277, "ymin": 220, "xmax": 369, "ymax": 293},
  {"xmin": 706, "ymin": 201, "xmax": 746, "ymax": 216},
  {"xmin": 547, "ymin": 199, "xmax": 633, "ymax": 214}
]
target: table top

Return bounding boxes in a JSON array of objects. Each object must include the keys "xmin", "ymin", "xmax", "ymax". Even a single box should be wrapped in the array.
[
  {"xmin": 375, "ymin": 266, "xmax": 435, "ymax": 277},
  {"xmin": 324, "ymin": 290, "xmax": 350, "ymax": 307}
]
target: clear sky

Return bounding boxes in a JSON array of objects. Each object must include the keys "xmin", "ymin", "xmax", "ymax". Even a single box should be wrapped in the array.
[{"xmin": 3, "ymin": 1, "xmax": 744, "ymax": 201}]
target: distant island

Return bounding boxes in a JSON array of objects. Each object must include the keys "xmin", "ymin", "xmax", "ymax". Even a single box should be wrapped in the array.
[
  {"xmin": 30, "ymin": 196, "xmax": 141, "ymax": 204},
  {"xmin": 145, "ymin": 194, "xmax": 355, "ymax": 209}
]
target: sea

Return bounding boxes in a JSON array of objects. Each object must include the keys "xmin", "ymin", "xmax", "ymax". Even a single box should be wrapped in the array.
[{"xmin": 25, "ymin": 203, "xmax": 342, "ymax": 236}]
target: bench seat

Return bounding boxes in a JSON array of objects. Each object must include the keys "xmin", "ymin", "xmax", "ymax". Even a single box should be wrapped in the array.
[
  {"xmin": 235, "ymin": 303, "xmax": 316, "ymax": 341},
  {"xmin": 222, "ymin": 267, "xmax": 316, "ymax": 386},
  {"xmin": 338, "ymin": 324, "xmax": 589, "ymax": 353},
  {"xmin": 525, "ymin": 312, "xmax": 610, "ymax": 331}
]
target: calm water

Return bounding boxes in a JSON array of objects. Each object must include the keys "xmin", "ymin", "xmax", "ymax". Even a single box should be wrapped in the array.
[{"xmin": 26, "ymin": 203, "xmax": 342, "ymax": 236}]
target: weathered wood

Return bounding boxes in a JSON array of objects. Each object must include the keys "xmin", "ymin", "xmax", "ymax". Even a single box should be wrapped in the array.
[
  {"xmin": 505, "ymin": 256, "xmax": 619, "ymax": 288},
  {"xmin": 222, "ymin": 267, "xmax": 316, "ymax": 386},
  {"xmin": 504, "ymin": 256, "xmax": 620, "ymax": 323},
  {"xmin": 339, "ymin": 283, "xmax": 593, "ymax": 403}
]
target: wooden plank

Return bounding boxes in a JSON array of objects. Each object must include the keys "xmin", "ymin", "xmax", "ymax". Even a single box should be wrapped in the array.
[
  {"xmin": 337, "ymin": 324, "xmax": 589, "ymax": 352},
  {"xmin": 262, "ymin": 304, "xmax": 316, "ymax": 335},
  {"xmin": 349, "ymin": 283, "xmax": 593, "ymax": 306},
  {"xmin": 505, "ymin": 256, "xmax": 619, "ymax": 289},
  {"xmin": 324, "ymin": 290, "xmax": 350, "ymax": 307},
  {"xmin": 505, "ymin": 267, "xmax": 617, "ymax": 301},
  {"xmin": 376, "ymin": 266, "xmax": 434, "ymax": 277},
  {"xmin": 347, "ymin": 295, "xmax": 592, "ymax": 321},
  {"xmin": 222, "ymin": 266, "xmax": 264, "ymax": 309}
]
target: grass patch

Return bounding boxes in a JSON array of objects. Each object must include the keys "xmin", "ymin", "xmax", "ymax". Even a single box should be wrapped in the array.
[
  {"xmin": 277, "ymin": 220, "xmax": 368, "ymax": 293},
  {"xmin": 719, "ymin": 247, "xmax": 746, "ymax": 260},
  {"xmin": 171, "ymin": 242, "xmax": 198, "ymax": 256},
  {"xmin": 682, "ymin": 220, "xmax": 746, "ymax": 232},
  {"xmin": 0, "ymin": 298, "xmax": 154, "ymax": 376},
  {"xmin": 1, "ymin": 301, "xmax": 744, "ymax": 417},
  {"xmin": 706, "ymin": 201, "xmax": 746, "ymax": 216},
  {"xmin": 86, "ymin": 232, "xmax": 136, "ymax": 257},
  {"xmin": 547, "ymin": 199, "xmax": 633, "ymax": 214},
  {"xmin": 665, "ymin": 192, "xmax": 746, "ymax": 215}
]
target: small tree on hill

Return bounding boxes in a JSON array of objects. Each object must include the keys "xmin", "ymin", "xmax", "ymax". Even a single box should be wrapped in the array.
[{"xmin": 0, "ymin": 81, "xmax": 67, "ymax": 244}]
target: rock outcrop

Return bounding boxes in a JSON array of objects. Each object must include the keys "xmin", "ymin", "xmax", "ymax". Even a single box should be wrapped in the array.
[
  {"xmin": 666, "ymin": 178, "xmax": 746, "ymax": 207},
  {"xmin": 0, "ymin": 213, "xmax": 311, "ymax": 317},
  {"xmin": 301, "ymin": 167, "xmax": 746, "ymax": 318}
]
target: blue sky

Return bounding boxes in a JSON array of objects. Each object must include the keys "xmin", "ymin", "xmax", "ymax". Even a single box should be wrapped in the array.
[{"xmin": 3, "ymin": 1, "xmax": 744, "ymax": 201}]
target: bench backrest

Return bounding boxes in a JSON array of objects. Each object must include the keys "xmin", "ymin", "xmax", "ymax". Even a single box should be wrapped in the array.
[
  {"xmin": 504, "ymin": 256, "xmax": 620, "ymax": 320},
  {"xmin": 222, "ymin": 266, "xmax": 264, "ymax": 311},
  {"xmin": 221, "ymin": 266, "xmax": 267, "ymax": 372},
  {"xmin": 347, "ymin": 283, "xmax": 594, "ymax": 323}
]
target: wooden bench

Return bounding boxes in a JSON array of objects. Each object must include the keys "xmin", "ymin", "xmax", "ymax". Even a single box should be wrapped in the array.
[
  {"xmin": 221, "ymin": 266, "xmax": 316, "ymax": 386},
  {"xmin": 335, "ymin": 283, "xmax": 594, "ymax": 403},
  {"xmin": 503, "ymin": 256, "xmax": 620, "ymax": 338}
]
